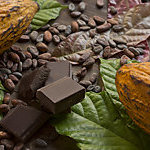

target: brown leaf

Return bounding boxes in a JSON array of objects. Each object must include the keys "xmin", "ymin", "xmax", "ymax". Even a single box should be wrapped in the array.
[{"xmin": 110, "ymin": 3, "xmax": 150, "ymax": 46}]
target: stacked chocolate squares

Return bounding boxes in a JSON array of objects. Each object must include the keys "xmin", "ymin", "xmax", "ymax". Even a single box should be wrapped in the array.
[{"xmin": 0, "ymin": 61, "xmax": 85, "ymax": 142}]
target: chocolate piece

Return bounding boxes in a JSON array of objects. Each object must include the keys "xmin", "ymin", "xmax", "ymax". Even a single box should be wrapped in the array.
[
  {"xmin": 0, "ymin": 105, "xmax": 49, "ymax": 142},
  {"xmin": 18, "ymin": 65, "xmax": 50, "ymax": 102},
  {"xmin": 45, "ymin": 61, "xmax": 72, "ymax": 85},
  {"xmin": 36, "ymin": 77, "xmax": 85, "ymax": 114}
]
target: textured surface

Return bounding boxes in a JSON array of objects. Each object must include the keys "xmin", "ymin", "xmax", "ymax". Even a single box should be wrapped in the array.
[
  {"xmin": 0, "ymin": 0, "xmax": 38, "ymax": 54},
  {"xmin": 116, "ymin": 62, "xmax": 150, "ymax": 134}
]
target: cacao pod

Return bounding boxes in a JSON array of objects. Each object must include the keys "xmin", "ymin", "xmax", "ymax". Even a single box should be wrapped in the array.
[
  {"xmin": 116, "ymin": 62, "xmax": 150, "ymax": 134},
  {"xmin": 0, "ymin": 0, "xmax": 39, "ymax": 54}
]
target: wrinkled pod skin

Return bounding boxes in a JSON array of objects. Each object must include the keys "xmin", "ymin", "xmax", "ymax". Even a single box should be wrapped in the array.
[
  {"xmin": 116, "ymin": 62, "xmax": 150, "ymax": 134},
  {"xmin": 0, "ymin": 0, "xmax": 39, "ymax": 54}
]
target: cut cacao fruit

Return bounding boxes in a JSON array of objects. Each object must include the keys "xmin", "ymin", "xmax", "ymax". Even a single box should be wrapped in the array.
[
  {"xmin": 0, "ymin": 0, "xmax": 39, "ymax": 54},
  {"xmin": 116, "ymin": 62, "xmax": 150, "ymax": 134}
]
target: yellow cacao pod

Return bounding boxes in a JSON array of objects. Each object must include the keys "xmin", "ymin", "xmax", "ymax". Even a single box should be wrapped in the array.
[
  {"xmin": 116, "ymin": 62, "xmax": 150, "ymax": 134},
  {"xmin": 0, "ymin": 0, "xmax": 39, "ymax": 54}
]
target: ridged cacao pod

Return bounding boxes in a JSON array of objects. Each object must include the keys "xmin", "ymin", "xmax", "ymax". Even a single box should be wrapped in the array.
[
  {"xmin": 116, "ymin": 62, "xmax": 150, "ymax": 134},
  {"xmin": 0, "ymin": 0, "xmax": 39, "ymax": 54}
]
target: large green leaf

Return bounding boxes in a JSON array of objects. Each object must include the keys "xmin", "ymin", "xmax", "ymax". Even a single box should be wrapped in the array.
[
  {"xmin": 52, "ymin": 91, "xmax": 144, "ymax": 150},
  {"xmin": 31, "ymin": 0, "xmax": 67, "ymax": 30}
]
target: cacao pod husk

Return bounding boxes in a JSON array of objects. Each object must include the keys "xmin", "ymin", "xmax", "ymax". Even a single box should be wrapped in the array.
[
  {"xmin": 116, "ymin": 62, "xmax": 150, "ymax": 134},
  {"xmin": 0, "ymin": 0, "xmax": 39, "ymax": 54}
]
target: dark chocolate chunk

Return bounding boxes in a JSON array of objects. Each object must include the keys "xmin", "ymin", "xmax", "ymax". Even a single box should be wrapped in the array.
[
  {"xmin": 0, "ymin": 105, "xmax": 50, "ymax": 142},
  {"xmin": 18, "ymin": 65, "xmax": 50, "ymax": 102},
  {"xmin": 45, "ymin": 61, "xmax": 72, "ymax": 85},
  {"xmin": 36, "ymin": 77, "xmax": 85, "ymax": 114}
]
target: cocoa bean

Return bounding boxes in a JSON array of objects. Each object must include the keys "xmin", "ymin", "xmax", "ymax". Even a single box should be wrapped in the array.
[
  {"xmin": 18, "ymin": 35, "xmax": 30, "ymax": 43},
  {"xmin": 128, "ymin": 47, "xmax": 140, "ymax": 56},
  {"xmin": 113, "ymin": 24, "xmax": 124, "ymax": 32},
  {"xmin": 8, "ymin": 52, "xmax": 20, "ymax": 63},
  {"xmin": 36, "ymin": 42, "xmax": 48, "ymax": 52},
  {"xmin": 23, "ymin": 51, "xmax": 32, "ymax": 59},
  {"xmin": 110, "ymin": 6, "xmax": 117, "ymax": 15},
  {"xmin": 80, "ymin": 14, "xmax": 89, "ymax": 22},
  {"xmin": 71, "ymin": 11, "xmax": 81, "ymax": 18},
  {"xmin": 80, "ymin": 26, "xmax": 91, "ymax": 31},
  {"xmin": 44, "ymin": 31, "xmax": 52, "ymax": 43},
  {"xmin": 80, "ymin": 67, "xmax": 87, "ymax": 78},
  {"xmin": 117, "ymin": 44, "xmax": 127, "ymax": 50},
  {"xmin": 12, "ymin": 72, "xmax": 22, "ymax": 79},
  {"xmin": 41, "ymin": 24, "xmax": 50, "ymax": 31},
  {"xmin": 103, "ymin": 46, "xmax": 111, "ymax": 58},
  {"xmin": 65, "ymin": 25, "xmax": 72, "ymax": 36},
  {"xmin": 0, "ymin": 104, "xmax": 9, "ymax": 113},
  {"xmin": 77, "ymin": 19, "xmax": 86, "ymax": 26},
  {"xmin": 93, "ymin": 45, "xmax": 103, "ymax": 54},
  {"xmin": 38, "ymin": 53, "xmax": 51, "ymax": 60},
  {"xmin": 3, "ymin": 93, "xmax": 10, "ymax": 104},
  {"xmin": 123, "ymin": 48, "xmax": 135, "ymax": 58},
  {"xmin": 108, "ymin": 39, "xmax": 116, "ymax": 48},
  {"xmin": 79, "ymin": 80, "xmax": 92, "ymax": 88},
  {"xmin": 11, "ymin": 63, "xmax": 18, "ymax": 72},
  {"xmin": 89, "ymin": 29, "xmax": 96, "ymax": 38},
  {"xmin": 71, "ymin": 21, "xmax": 79, "ymax": 32},
  {"xmin": 2, "ymin": 52, "xmax": 8, "ymax": 63},
  {"xmin": 18, "ymin": 62, "xmax": 22, "ymax": 72},
  {"xmin": 88, "ymin": 18, "xmax": 96, "ymax": 28},
  {"xmin": 49, "ymin": 27, "xmax": 59, "ymax": 35},
  {"xmin": 107, "ymin": 18, "xmax": 118, "ymax": 25},
  {"xmin": 11, "ymin": 45, "xmax": 21, "ymax": 52},
  {"xmin": 36, "ymin": 34, "xmax": 44, "ymax": 43},
  {"xmin": 53, "ymin": 35, "xmax": 60, "ymax": 44},
  {"xmin": 30, "ymin": 31, "xmax": 38, "ymax": 42},
  {"xmin": 27, "ymin": 46, "xmax": 39, "ymax": 58},
  {"xmin": 7, "ymin": 60, "xmax": 13, "ymax": 69},
  {"xmin": 17, "ymin": 51, "xmax": 26, "ymax": 62},
  {"xmin": 0, "ymin": 68, "xmax": 11, "ymax": 75},
  {"xmin": 22, "ymin": 58, "xmax": 32, "ymax": 70},
  {"xmin": 32, "ymin": 59, "xmax": 38, "ymax": 68},
  {"xmin": 69, "ymin": 3, "xmax": 76, "ymax": 12},
  {"xmin": 59, "ymin": 34, "xmax": 66, "ymax": 41},
  {"xmin": 4, "ymin": 79, "xmax": 15, "ymax": 92},
  {"xmin": 57, "ymin": 25, "xmax": 67, "ymax": 32},
  {"xmin": 93, "ymin": 16, "xmax": 105, "ymax": 25},
  {"xmin": 96, "ymin": 0, "xmax": 104, "ymax": 8},
  {"xmin": 89, "ymin": 73, "xmax": 97, "ymax": 83},
  {"xmin": 8, "ymin": 74, "xmax": 19, "ymax": 83},
  {"xmin": 96, "ymin": 23, "xmax": 111, "ymax": 33},
  {"xmin": 78, "ymin": 2, "xmax": 86, "ymax": 12},
  {"xmin": 97, "ymin": 38, "xmax": 109, "ymax": 47},
  {"xmin": 38, "ymin": 59, "xmax": 48, "ymax": 66}
]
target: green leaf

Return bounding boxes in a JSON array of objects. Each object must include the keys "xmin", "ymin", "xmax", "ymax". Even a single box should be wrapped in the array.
[
  {"xmin": 52, "ymin": 91, "xmax": 144, "ymax": 150},
  {"xmin": 31, "ymin": 0, "xmax": 68, "ymax": 30}
]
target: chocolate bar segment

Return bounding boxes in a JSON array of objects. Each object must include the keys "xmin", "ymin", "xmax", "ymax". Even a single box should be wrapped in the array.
[
  {"xmin": 0, "ymin": 105, "xmax": 50, "ymax": 142},
  {"xmin": 18, "ymin": 65, "xmax": 50, "ymax": 102},
  {"xmin": 45, "ymin": 61, "xmax": 72, "ymax": 85},
  {"xmin": 36, "ymin": 77, "xmax": 85, "ymax": 114}
]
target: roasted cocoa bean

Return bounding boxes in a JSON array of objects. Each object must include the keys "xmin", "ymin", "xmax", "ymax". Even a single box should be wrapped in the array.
[
  {"xmin": 4, "ymin": 79, "xmax": 15, "ymax": 92},
  {"xmin": 88, "ymin": 18, "xmax": 96, "ymax": 28},
  {"xmin": 57, "ymin": 25, "xmax": 67, "ymax": 32},
  {"xmin": 18, "ymin": 35, "xmax": 30, "ymax": 43},
  {"xmin": 97, "ymin": 38, "xmax": 109, "ymax": 47},
  {"xmin": 77, "ymin": 19, "xmax": 86, "ymax": 26},
  {"xmin": 71, "ymin": 21, "xmax": 79, "ymax": 32},
  {"xmin": 44, "ymin": 31, "xmax": 52, "ymax": 43},
  {"xmin": 0, "ymin": 68, "xmax": 11, "ymax": 75},
  {"xmin": 38, "ymin": 53, "xmax": 51, "ymax": 60},
  {"xmin": 107, "ymin": 18, "xmax": 118, "ymax": 25},
  {"xmin": 36, "ymin": 42, "xmax": 49, "ymax": 52},
  {"xmin": 18, "ymin": 62, "xmax": 22, "ymax": 72},
  {"xmin": 22, "ymin": 58, "xmax": 32, "ymax": 70},
  {"xmin": 11, "ymin": 45, "xmax": 21, "ymax": 52},
  {"xmin": 65, "ymin": 25, "xmax": 72, "ymax": 36},
  {"xmin": 3, "ymin": 93, "xmax": 10, "ymax": 104},
  {"xmin": 80, "ymin": 14, "xmax": 89, "ymax": 22},
  {"xmin": 128, "ymin": 47, "xmax": 140, "ymax": 56},
  {"xmin": 123, "ymin": 48, "xmax": 135, "ymax": 58},
  {"xmin": 59, "ymin": 34, "xmax": 66, "ymax": 41},
  {"xmin": 38, "ymin": 59, "xmax": 48, "ymax": 66},
  {"xmin": 0, "ymin": 104, "xmax": 9, "ymax": 113},
  {"xmin": 30, "ymin": 31, "xmax": 39, "ymax": 42},
  {"xmin": 96, "ymin": 0, "xmax": 104, "ymax": 8},
  {"xmin": 96, "ymin": 23, "xmax": 111, "ymax": 33},
  {"xmin": 8, "ymin": 52, "xmax": 20, "ymax": 63},
  {"xmin": 69, "ymin": 3, "xmax": 76, "ymax": 12},
  {"xmin": 23, "ymin": 51, "xmax": 32, "ymax": 59},
  {"xmin": 103, "ymin": 46, "xmax": 111, "ymax": 58},
  {"xmin": 78, "ymin": 2, "xmax": 86, "ymax": 12},
  {"xmin": 89, "ymin": 29, "xmax": 96, "ymax": 38},
  {"xmin": 8, "ymin": 74, "xmax": 19, "ymax": 83},
  {"xmin": 41, "ymin": 24, "xmax": 50, "ymax": 31},
  {"xmin": 27, "ymin": 46, "xmax": 39, "ymax": 58},
  {"xmin": 93, "ymin": 16, "xmax": 105, "ymax": 25},
  {"xmin": 117, "ymin": 44, "xmax": 127, "ymax": 50},
  {"xmin": 12, "ymin": 72, "xmax": 22, "ymax": 79},
  {"xmin": 80, "ymin": 67, "xmax": 87, "ymax": 78},
  {"xmin": 108, "ymin": 39, "xmax": 116, "ymax": 48},
  {"xmin": 71, "ymin": 11, "xmax": 81, "ymax": 18},
  {"xmin": 53, "ymin": 35, "xmax": 60, "ymax": 44},
  {"xmin": 36, "ymin": 34, "xmax": 44, "ymax": 43},
  {"xmin": 49, "ymin": 27, "xmax": 59, "ymax": 35},
  {"xmin": 17, "ymin": 51, "xmax": 26, "ymax": 62},
  {"xmin": 2, "ymin": 52, "xmax": 8, "ymax": 63},
  {"xmin": 93, "ymin": 45, "xmax": 103, "ymax": 54}
]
